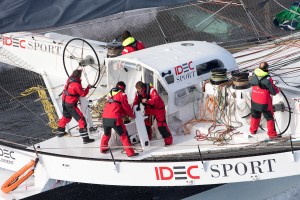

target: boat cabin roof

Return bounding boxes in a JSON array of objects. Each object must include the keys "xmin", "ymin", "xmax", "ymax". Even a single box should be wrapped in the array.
[
  {"xmin": 109, "ymin": 41, "xmax": 236, "ymax": 72},
  {"xmin": 107, "ymin": 41, "xmax": 237, "ymax": 89}
]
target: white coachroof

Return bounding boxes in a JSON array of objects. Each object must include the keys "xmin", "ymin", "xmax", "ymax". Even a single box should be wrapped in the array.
[{"xmin": 113, "ymin": 41, "xmax": 236, "ymax": 73}]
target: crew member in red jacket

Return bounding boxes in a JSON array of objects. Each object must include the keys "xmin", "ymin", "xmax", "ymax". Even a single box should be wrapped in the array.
[
  {"xmin": 57, "ymin": 69, "xmax": 95, "ymax": 144},
  {"xmin": 100, "ymin": 81, "xmax": 139, "ymax": 157},
  {"xmin": 121, "ymin": 30, "xmax": 145, "ymax": 55},
  {"xmin": 132, "ymin": 81, "xmax": 173, "ymax": 145},
  {"xmin": 250, "ymin": 62, "xmax": 280, "ymax": 139}
]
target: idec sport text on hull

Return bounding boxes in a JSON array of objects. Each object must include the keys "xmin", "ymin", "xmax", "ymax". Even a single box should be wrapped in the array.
[
  {"xmin": 2, "ymin": 36, "xmax": 62, "ymax": 54},
  {"xmin": 155, "ymin": 165, "xmax": 200, "ymax": 180},
  {"xmin": 210, "ymin": 159, "xmax": 276, "ymax": 178},
  {"xmin": 0, "ymin": 147, "xmax": 15, "ymax": 165},
  {"xmin": 154, "ymin": 159, "xmax": 276, "ymax": 181},
  {"xmin": 174, "ymin": 61, "xmax": 196, "ymax": 82}
]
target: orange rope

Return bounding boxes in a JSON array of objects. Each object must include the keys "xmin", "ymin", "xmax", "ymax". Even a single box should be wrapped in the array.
[{"xmin": 1, "ymin": 160, "xmax": 35, "ymax": 193}]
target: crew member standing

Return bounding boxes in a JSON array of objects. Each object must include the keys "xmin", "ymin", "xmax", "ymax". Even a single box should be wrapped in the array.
[
  {"xmin": 57, "ymin": 69, "xmax": 95, "ymax": 144},
  {"xmin": 121, "ymin": 30, "xmax": 145, "ymax": 55},
  {"xmin": 250, "ymin": 62, "xmax": 280, "ymax": 139},
  {"xmin": 100, "ymin": 81, "xmax": 138, "ymax": 157},
  {"xmin": 132, "ymin": 81, "xmax": 173, "ymax": 145}
]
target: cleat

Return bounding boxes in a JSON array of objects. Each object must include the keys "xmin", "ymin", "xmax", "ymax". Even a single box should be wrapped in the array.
[
  {"xmin": 83, "ymin": 137, "xmax": 95, "ymax": 144},
  {"xmin": 129, "ymin": 153, "xmax": 139, "ymax": 157},
  {"xmin": 251, "ymin": 130, "xmax": 257, "ymax": 135},
  {"xmin": 57, "ymin": 131, "xmax": 67, "ymax": 138},
  {"xmin": 100, "ymin": 149, "xmax": 109, "ymax": 154}
]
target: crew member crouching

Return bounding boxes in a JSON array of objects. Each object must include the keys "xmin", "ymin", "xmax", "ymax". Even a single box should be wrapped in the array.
[
  {"xmin": 100, "ymin": 81, "xmax": 139, "ymax": 157},
  {"xmin": 133, "ymin": 81, "xmax": 173, "ymax": 146}
]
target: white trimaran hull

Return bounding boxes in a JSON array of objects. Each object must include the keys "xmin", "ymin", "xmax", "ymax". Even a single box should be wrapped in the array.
[{"xmin": 1, "ymin": 32, "xmax": 300, "ymax": 199}]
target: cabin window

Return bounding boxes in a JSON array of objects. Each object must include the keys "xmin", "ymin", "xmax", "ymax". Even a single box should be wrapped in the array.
[
  {"xmin": 196, "ymin": 59, "xmax": 224, "ymax": 76},
  {"xmin": 165, "ymin": 74, "xmax": 174, "ymax": 84},
  {"xmin": 144, "ymin": 68, "xmax": 153, "ymax": 84},
  {"xmin": 157, "ymin": 80, "xmax": 168, "ymax": 104}
]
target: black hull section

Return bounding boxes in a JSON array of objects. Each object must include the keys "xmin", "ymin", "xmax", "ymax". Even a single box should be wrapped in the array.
[{"xmin": 25, "ymin": 183, "xmax": 222, "ymax": 200}]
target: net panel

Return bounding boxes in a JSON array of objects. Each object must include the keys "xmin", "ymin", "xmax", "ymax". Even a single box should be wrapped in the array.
[
  {"xmin": 0, "ymin": 63, "xmax": 54, "ymax": 147},
  {"xmin": 48, "ymin": 0, "xmax": 294, "ymax": 51}
]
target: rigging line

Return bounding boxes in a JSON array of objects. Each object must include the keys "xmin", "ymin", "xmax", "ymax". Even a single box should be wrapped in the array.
[
  {"xmin": 270, "ymin": 56, "xmax": 300, "ymax": 69},
  {"xmin": 81, "ymin": 40, "xmax": 84, "ymax": 61},
  {"xmin": 237, "ymin": 46, "xmax": 289, "ymax": 68},
  {"xmin": 34, "ymin": 142, "xmax": 295, "ymax": 150},
  {"xmin": 198, "ymin": 17, "xmax": 217, "ymax": 33},
  {"xmin": 270, "ymin": 60, "xmax": 300, "ymax": 70},
  {"xmin": 197, "ymin": 0, "xmax": 241, "ymax": 6},
  {"xmin": 215, "ymin": 4, "xmax": 272, "ymax": 37},
  {"xmin": 82, "ymin": 67, "xmax": 91, "ymax": 86},
  {"xmin": 247, "ymin": 11, "xmax": 270, "ymax": 37},
  {"xmin": 239, "ymin": 0, "xmax": 260, "ymax": 40},
  {"xmin": 273, "ymin": 0, "xmax": 300, "ymax": 17},
  {"xmin": 223, "ymin": 33, "xmax": 289, "ymax": 50},
  {"xmin": 248, "ymin": 45, "xmax": 291, "ymax": 65},
  {"xmin": 264, "ymin": 51, "xmax": 300, "ymax": 64},
  {"xmin": 274, "ymin": 70, "xmax": 300, "ymax": 77},
  {"xmin": 173, "ymin": 1, "xmax": 233, "ymax": 41},
  {"xmin": 191, "ymin": 1, "xmax": 247, "ymax": 29},
  {"xmin": 272, "ymin": 60, "xmax": 300, "ymax": 71},
  {"xmin": 268, "ymin": 56, "xmax": 300, "ymax": 68},
  {"xmin": 276, "ymin": 75, "xmax": 299, "ymax": 87},
  {"xmin": 272, "ymin": 69, "xmax": 300, "ymax": 76},
  {"xmin": 0, "ymin": 85, "xmax": 49, "ymax": 126},
  {"xmin": 0, "ymin": 139, "xmax": 30, "ymax": 148},
  {"xmin": 20, "ymin": 2, "xmax": 206, "ymax": 36},
  {"xmin": 273, "ymin": 66, "xmax": 300, "ymax": 71},
  {"xmin": 87, "ymin": 65, "xmax": 105, "ymax": 98},
  {"xmin": 196, "ymin": 1, "xmax": 232, "ymax": 28},
  {"xmin": 3, "ymin": 1, "xmax": 294, "ymax": 50},
  {"xmin": 0, "ymin": 131, "xmax": 45, "ymax": 141},
  {"xmin": 155, "ymin": 17, "xmax": 168, "ymax": 44},
  {"xmin": 64, "ymin": 48, "xmax": 78, "ymax": 62}
]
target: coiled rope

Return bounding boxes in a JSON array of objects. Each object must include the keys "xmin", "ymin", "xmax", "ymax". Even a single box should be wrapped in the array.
[
  {"xmin": 19, "ymin": 85, "xmax": 59, "ymax": 132},
  {"xmin": 179, "ymin": 80, "xmax": 244, "ymax": 145}
]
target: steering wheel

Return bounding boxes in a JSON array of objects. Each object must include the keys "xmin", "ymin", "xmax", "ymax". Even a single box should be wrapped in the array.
[{"xmin": 62, "ymin": 38, "xmax": 102, "ymax": 88}]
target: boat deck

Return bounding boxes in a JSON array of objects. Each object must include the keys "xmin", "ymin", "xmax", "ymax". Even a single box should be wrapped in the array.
[
  {"xmin": 1, "ymin": 64, "xmax": 300, "ymax": 162},
  {"xmin": 21, "ymin": 123, "xmax": 300, "ymax": 161}
]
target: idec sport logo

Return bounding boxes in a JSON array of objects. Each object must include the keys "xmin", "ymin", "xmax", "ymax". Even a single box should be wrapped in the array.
[
  {"xmin": 155, "ymin": 165, "xmax": 200, "ymax": 180},
  {"xmin": 0, "ymin": 147, "xmax": 15, "ymax": 165},
  {"xmin": 154, "ymin": 158, "xmax": 277, "ymax": 181},
  {"xmin": 3, "ymin": 36, "xmax": 25, "ymax": 48},
  {"xmin": 174, "ymin": 61, "xmax": 196, "ymax": 82},
  {"xmin": 2, "ymin": 36, "xmax": 62, "ymax": 54}
]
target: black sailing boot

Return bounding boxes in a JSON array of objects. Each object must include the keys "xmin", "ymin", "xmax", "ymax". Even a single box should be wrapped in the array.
[
  {"xmin": 56, "ymin": 127, "xmax": 67, "ymax": 137},
  {"xmin": 79, "ymin": 128, "xmax": 95, "ymax": 144}
]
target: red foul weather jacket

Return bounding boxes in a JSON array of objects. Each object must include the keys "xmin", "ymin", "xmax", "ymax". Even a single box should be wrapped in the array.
[
  {"xmin": 250, "ymin": 68, "xmax": 279, "ymax": 111},
  {"xmin": 132, "ymin": 85, "xmax": 165, "ymax": 116},
  {"xmin": 122, "ymin": 37, "xmax": 145, "ymax": 55},
  {"xmin": 62, "ymin": 77, "xmax": 90, "ymax": 104},
  {"xmin": 102, "ymin": 89, "xmax": 134, "ymax": 126}
]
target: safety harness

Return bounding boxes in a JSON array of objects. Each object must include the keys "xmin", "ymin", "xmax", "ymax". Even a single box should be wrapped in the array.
[
  {"xmin": 254, "ymin": 68, "xmax": 269, "ymax": 90},
  {"xmin": 130, "ymin": 41, "xmax": 138, "ymax": 50},
  {"xmin": 107, "ymin": 87, "xmax": 122, "ymax": 104},
  {"xmin": 258, "ymin": 75, "xmax": 269, "ymax": 89},
  {"xmin": 138, "ymin": 83, "xmax": 150, "ymax": 105},
  {"xmin": 63, "ymin": 77, "xmax": 80, "ymax": 99}
]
